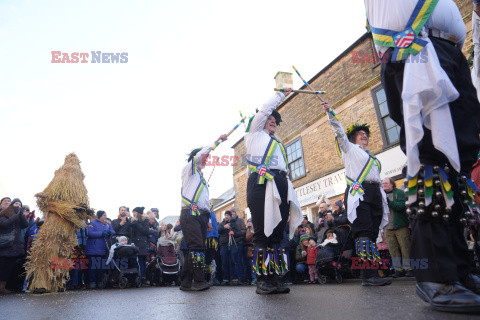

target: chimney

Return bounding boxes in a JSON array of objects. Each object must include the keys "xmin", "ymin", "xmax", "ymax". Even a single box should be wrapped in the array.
[{"xmin": 274, "ymin": 71, "xmax": 293, "ymax": 90}]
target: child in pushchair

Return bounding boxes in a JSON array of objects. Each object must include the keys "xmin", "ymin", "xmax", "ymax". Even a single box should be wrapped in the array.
[
  {"xmin": 146, "ymin": 237, "xmax": 181, "ymax": 286},
  {"xmin": 315, "ymin": 228, "xmax": 351, "ymax": 284},
  {"xmin": 105, "ymin": 236, "xmax": 142, "ymax": 289}
]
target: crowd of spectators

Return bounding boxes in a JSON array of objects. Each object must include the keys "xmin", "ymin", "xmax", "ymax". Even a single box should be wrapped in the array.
[{"xmin": 0, "ymin": 175, "xmax": 478, "ymax": 293}]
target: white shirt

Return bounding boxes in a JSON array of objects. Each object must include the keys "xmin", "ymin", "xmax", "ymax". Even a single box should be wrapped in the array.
[
  {"xmin": 327, "ymin": 113, "xmax": 389, "ymax": 229},
  {"xmin": 245, "ymin": 92, "xmax": 288, "ymax": 173},
  {"xmin": 244, "ymin": 92, "xmax": 303, "ymax": 238},
  {"xmin": 365, "ymin": 0, "xmax": 466, "ymax": 56},
  {"xmin": 327, "ymin": 114, "xmax": 381, "ymax": 183},
  {"xmin": 180, "ymin": 144, "xmax": 213, "ymax": 211}
]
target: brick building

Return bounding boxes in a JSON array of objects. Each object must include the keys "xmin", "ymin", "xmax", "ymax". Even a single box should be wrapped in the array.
[{"xmin": 230, "ymin": 0, "xmax": 475, "ymax": 222}]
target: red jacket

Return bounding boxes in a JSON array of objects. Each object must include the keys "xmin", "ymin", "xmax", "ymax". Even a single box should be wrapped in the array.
[{"xmin": 306, "ymin": 246, "xmax": 317, "ymax": 265}]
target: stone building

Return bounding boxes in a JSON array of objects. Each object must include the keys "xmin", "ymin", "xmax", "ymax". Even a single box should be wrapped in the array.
[{"xmin": 230, "ymin": 0, "xmax": 475, "ymax": 222}]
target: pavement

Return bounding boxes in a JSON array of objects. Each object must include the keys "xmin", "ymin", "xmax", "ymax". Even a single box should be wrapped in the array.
[{"xmin": 1, "ymin": 278, "xmax": 480, "ymax": 320}]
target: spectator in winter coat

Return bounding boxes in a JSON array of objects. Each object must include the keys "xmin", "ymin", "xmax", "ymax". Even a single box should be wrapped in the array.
[
  {"xmin": 111, "ymin": 206, "xmax": 133, "ymax": 240},
  {"xmin": 0, "ymin": 205, "xmax": 28, "ymax": 294},
  {"xmin": 306, "ymin": 238, "xmax": 318, "ymax": 284},
  {"xmin": 131, "ymin": 207, "xmax": 149, "ymax": 281},
  {"xmin": 218, "ymin": 211, "xmax": 243, "ymax": 285},
  {"xmin": 86, "ymin": 210, "xmax": 115, "ymax": 289},
  {"xmin": 68, "ymin": 227, "xmax": 87, "ymax": 289},
  {"xmin": 146, "ymin": 212, "xmax": 159, "ymax": 264},
  {"xmin": 295, "ymin": 233, "xmax": 310, "ymax": 281},
  {"xmin": 382, "ymin": 177, "xmax": 412, "ymax": 278}
]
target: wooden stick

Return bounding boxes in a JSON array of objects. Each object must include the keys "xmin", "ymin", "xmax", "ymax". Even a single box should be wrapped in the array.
[
  {"xmin": 212, "ymin": 116, "xmax": 247, "ymax": 150},
  {"xmin": 275, "ymin": 88, "xmax": 326, "ymax": 95},
  {"xmin": 292, "ymin": 65, "xmax": 339, "ymax": 120}
]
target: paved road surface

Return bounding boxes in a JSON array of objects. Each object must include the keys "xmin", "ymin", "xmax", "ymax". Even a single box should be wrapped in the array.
[{"xmin": 1, "ymin": 278, "xmax": 479, "ymax": 320}]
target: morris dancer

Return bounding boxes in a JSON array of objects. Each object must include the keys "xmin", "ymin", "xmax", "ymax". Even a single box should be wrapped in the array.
[
  {"xmin": 180, "ymin": 134, "xmax": 227, "ymax": 291},
  {"xmin": 245, "ymin": 89, "xmax": 303, "ymax": 294},
  {"xmin": 323, "ymin": 104, "xmax": 391, "ymax": 287},
  {"xmin": 365, "ymin": 0, "xmax": 480, "ymax": 312}
]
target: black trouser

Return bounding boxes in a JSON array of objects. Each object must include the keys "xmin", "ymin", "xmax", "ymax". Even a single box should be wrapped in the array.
[
  {"xmin": 0, "ymin": 256, "xmax": 17, "ymax": 282},
  {"xmin": 381, "ymin": 37, "xmax": 480, "ymax": 282},
  {"xmin": 346, "ymin": 183, "xmax": 384, "ymax": 240},
  {"xmin": 247, "ymin": 172, "xmax": 290, "ymax": 248},
  {"xmin": 180, "ymin": 208, "xmax": 209, "ymax": 283}
]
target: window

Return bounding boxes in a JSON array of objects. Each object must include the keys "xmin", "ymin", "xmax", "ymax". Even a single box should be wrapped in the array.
[
  {"xmin": 372, "ymin": 85, "xmax": 400, "ymax": 146},
  {"xmin": 286, "ymin": 137, "xmax": 306, "ymax": 181}
]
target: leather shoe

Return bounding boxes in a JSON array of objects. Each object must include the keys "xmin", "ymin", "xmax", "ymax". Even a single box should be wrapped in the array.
[
  {"xmin": 416, "ymin": 281, "xmax": 480, "ymax": 313},
  {"xmin": 190, "ymin": 281, "xmax": 210, "ymax": 291},
  {"xmin": 256, "ymin": 277, "xmax": 277, "ymax": 295},
  {"xmin": 392, "ymin": 271, "xmax": 406, "ymax": 278},
  {"xmin": 362, "ymin": 276, "xmax": 392, "ymax": 286},
  {"xmin": 272, "ymin": 274, "xmax": 290, "ymax": 294},
  {"xmin": 405, "ymin": 270, "xmax": 414, "ymax": 277},
  {"xmin": 462, "ymin": 274, "xmax": 480, "ymax": 295}
]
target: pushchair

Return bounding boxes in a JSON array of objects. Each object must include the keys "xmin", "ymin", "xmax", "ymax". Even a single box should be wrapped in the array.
[
  {"xmin": 315, "ymin": 225, "xmax": 353, "ymax": 284},
  {"xmin": 104, "ymin": 237, "xmax": 142, "ymax": 289},
  {"xmin": 146, "ymin": 238, "xmax": 181, "ymax": 286}
]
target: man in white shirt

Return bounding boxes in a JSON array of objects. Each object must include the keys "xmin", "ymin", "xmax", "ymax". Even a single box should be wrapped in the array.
[
  {"xmin": 179, "ymin": 134, "xmax": 227, "ymax": 291},
  {"xmin": 323, "ymin": 102, "xmax": 391, "ymax": 287},
  {"xmin": 245, "ymin": 89, "xmax": 303, "ymax": 294},
  {"xmin": 366, "ymin": 0, "xmax": 480, "ymax": 312}
]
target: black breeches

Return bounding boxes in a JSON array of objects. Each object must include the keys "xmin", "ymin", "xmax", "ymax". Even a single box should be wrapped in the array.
[{"xmin": 247, "ymin": 173, "xmax": 290, "ymax": 248}]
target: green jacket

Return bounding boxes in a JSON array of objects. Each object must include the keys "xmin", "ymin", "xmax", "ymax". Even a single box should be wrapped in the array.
[{"xmin": 388, "ymin": 187, "xmax": 409, "ymax": 229}]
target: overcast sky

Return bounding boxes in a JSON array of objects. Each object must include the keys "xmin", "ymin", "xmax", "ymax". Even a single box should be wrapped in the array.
[{"xmin": 0, "ymin": 0, "xmax": 366, "ymax": 220}]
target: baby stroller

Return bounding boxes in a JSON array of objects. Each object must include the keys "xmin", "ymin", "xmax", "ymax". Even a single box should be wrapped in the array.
[
  {"xmin": 315, "ymin": 226, "xmax": 353, "ymax": 284},
  {"xmin": 146, "ymin": 238, "xmax": 181, "ymax": 286},
  {"xmin": 104, "ymin": 237, "xmax": 142, "ymax": 289}
]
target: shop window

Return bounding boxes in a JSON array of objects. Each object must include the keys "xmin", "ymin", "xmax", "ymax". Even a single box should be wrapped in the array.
[
  {"xmin": 372, "ymin": 85, "xmax": 400, "ymax": 147},
  {"xmin": 286, "ymin": 137, "xmax": 306, "ymax": 181}
]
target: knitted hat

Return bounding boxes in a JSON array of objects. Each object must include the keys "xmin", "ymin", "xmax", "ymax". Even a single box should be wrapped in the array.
[
  {"xmin": 11, "ymin": 198, "xmax": 22, "ymax": 207},
  {"xmin": 300, "ymin": 233, "xmax": 309, "ymax": 242},
  {"xmin": 133, "ymin": 207, "xmax": 145, "ymax": 215},
  {"xmin": 334, "ymin": 200, "xmax": 343, "ymax": 208}
]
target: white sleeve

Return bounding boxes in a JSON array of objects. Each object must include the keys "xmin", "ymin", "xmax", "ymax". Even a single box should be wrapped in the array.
[
  {"xmin": 327, "ymin": 112, "xmax": 352, "ymax": 153},
  {"xmin": 248, "ymin": 92, "xmax": 285, "ymax": 133}
]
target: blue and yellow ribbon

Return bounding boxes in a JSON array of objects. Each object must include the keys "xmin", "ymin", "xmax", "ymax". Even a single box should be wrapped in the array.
[
  {"xmin": 346, "ymin": 155, "xmax": 380, "ymax": 196},
  {"xmin": 368, "ymin": 0, "xmax": 439, "ymax": 61}
]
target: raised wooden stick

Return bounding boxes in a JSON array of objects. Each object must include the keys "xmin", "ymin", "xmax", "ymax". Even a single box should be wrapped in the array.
[
  {"xmin": 212, "ymin": 116, "xmax": 247, "ymax": 150},
  {"xmin": 275, "ymin": 88, "xmax": 326, "ymax": 95},
  {"xmin": 292, "ymin": 65, "xmax": 339, "ymax": 120}
]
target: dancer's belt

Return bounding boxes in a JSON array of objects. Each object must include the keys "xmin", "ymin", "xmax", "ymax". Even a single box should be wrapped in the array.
[
  {"xmin": 270, "ymin": 169, "xmax": 287, "ymax": 177},
  {"xmin": 427, "ymin": 28, "xmax": 458, "ymax": 46}
]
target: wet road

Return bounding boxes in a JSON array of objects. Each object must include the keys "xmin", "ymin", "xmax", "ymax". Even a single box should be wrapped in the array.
[{"xmin": 1, "ymin": 278, "xmax": 479, "ymax": 320}]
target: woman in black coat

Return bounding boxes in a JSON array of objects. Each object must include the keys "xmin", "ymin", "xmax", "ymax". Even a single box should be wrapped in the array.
[
  {"xmin": 131, "ymin": 207, "xmax": 150, "ymax": 280},
  {"xmin": 0, "ymin": 205, "xmax": 28, "ymax": 293}
]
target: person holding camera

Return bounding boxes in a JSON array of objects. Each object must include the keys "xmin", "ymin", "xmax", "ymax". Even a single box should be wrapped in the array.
[{"xmin": 112, "ymin": 206, "xmax": 132, "ymax": 240}]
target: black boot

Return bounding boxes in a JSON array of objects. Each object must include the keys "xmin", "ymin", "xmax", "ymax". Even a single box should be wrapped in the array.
[
  {"xmin": 416, "ymin": 282, "xmax": 480, "ymax": 313},
  {"xmin": 180, "ymin": 252, "xmax": 193, "ymax": 291},
  {"xmin": 190, "ymin": 251, "xmax": 210, "ymax": 291},
  {"xmin": 191, "ymin": 266, "xmax": 210, "ymax": 291},
  {"xmin": 462, "ymin": 274, "xmax": 480, "ymax": 295},
  {"xmin": 272, "ymin": 273, "xmax": 290, "ymax": 294},
  {"xmin": 256, "ymin": 274, "xmax": 277, "ymax": 295},
  {"xmin": 356, "ymin": 237, "xmax": 391, "ymax": 286}
]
